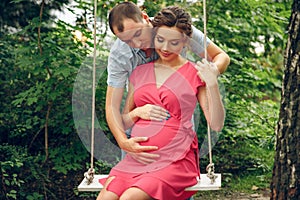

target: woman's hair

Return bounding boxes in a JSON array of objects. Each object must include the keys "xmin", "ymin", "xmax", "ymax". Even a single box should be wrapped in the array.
[
  {"xmin": 152, "ymin": 6, "xmax": 192, "ymax": 37},
  {"xmin": 108, "ymin": 2, "xmax": 143, "ymax": 34}
]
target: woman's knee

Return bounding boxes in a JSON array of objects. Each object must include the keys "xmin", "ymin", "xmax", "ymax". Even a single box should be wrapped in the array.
[
  {"xmin": 120, "ymin": 187, "xmax": 152, "ymax": 200},
  {"xmin": 97, "ymin": 176, "xmax": 119, "ymax": 200},
  {"xmin": 97, "ymin": 190, "xmax": 119, "ymax": 200}
]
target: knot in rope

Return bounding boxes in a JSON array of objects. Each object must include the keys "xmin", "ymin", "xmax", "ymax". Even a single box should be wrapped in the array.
[
  {"xmin": 84, "ymin": 168, "xmax": 95, "ymax": 184},
  {"xmin": 206, "ymin": 163, "xmax": 218, "ymax": 184}
]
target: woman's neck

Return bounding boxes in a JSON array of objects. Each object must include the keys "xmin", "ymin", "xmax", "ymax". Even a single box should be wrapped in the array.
[{"xmin": 155, "ymin": 56, "xmax": 187, "ymax": 69}]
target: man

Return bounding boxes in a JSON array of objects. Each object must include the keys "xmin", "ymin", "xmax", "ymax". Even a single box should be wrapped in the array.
[{"xmin": 106, "ymin": 2, "xmax": 230, "ymax": 164}]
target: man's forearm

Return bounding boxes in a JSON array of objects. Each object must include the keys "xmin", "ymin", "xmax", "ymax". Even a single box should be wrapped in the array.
[
  {"xmin": 213, "ymin": 52, "xmax": 230, "ymax": 74},
  {"xmin": 106, "ymin": 105, "xmax": 128, "ymax": 149},
  {"xmin": 206, "ymin": 42, "xmax": 230, "ymax": 74},
  {"xmin": 105, "ymin": 86, "xmax": 128, "ymax": 149}
]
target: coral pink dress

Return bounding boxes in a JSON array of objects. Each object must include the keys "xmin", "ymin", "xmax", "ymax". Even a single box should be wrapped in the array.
[{"xmin": 100, "ymin": 61, "xmax": 205, "ymax": 200}]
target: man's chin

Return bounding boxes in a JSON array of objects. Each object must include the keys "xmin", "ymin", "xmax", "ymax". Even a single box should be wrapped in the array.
[
  {"xmin": 141, "ymin": 45, "xmax": 154, "ymax": 51},
  {"xmin": 140, "ymin": 44, "xmax": 152, "ymax": 51}
]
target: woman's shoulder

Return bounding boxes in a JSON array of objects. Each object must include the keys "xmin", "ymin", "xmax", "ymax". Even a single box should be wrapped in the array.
[
  {"xmin": 184, "ymin": 61, "xmax": 198, "ymax": 72},
  {"xmin": 184, "ymin": 61, "xmax": 205, "ymax": 86},
  {"xmin": 131, "ymin": 62, "xmax": 154, "ymax": 78},
  {"xmin": 130, "ymin": 62, "xmax": 155, "ymax": 84}
]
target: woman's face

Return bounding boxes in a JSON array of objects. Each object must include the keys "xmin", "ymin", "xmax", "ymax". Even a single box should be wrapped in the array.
[{"xmin": 154, "ymin": 26, "xmax": 186, "ymax": 62}]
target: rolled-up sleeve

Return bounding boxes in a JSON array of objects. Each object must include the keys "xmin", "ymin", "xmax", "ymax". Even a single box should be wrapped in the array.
[
  {"xmin": 107, "ymin": 40, "xmax": 134, "ymax": 88},
  {"xmin": 189, "ymin": 26, "xmax": 211, "ymax": 56}
]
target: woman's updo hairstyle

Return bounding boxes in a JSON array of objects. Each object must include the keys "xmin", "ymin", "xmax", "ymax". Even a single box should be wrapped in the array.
[{"xmin": 152, "ymin": 6, "xmax": 192, "ymax": 37}]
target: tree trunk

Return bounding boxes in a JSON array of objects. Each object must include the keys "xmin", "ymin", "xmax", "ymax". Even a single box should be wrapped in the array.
[{"xmin": 270, "ymin": 1, "xmax": 300, "ymax": 199}]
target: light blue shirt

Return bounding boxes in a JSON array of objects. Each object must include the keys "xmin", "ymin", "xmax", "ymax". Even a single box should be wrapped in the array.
[{"xmin": 107, "ymin": 26, "xmax": 211, "ymax": 88}]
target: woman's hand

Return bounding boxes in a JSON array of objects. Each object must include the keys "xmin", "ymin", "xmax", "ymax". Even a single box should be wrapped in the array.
[
  {"xmin": 134, "ymin": 104, "xmax": 170, "ymax": 121},
  {"xmin": 195, "ymin": 59, "xmax": 219, "ymax": 87}
]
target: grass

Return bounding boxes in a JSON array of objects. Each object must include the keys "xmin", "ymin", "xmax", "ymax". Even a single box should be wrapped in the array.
[{"xmin": 194, "ymin": 171, "xmax": 272, "ymax": 199}]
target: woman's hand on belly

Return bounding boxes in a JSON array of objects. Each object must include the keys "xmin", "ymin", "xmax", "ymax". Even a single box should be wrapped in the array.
[{"xmin": 134, "ymin": 104, "xmax": 170, "ymax": 121}]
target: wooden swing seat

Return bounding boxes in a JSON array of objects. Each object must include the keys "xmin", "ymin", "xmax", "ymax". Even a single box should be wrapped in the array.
[{"xmin": 78, "ymin": 173, "xmax": 221, "ymax": 192}]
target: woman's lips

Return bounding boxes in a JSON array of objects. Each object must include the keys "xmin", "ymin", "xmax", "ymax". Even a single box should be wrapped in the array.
[{"xmin": 161, "ymin": 51, "xmax": 171, "ymax": 57}]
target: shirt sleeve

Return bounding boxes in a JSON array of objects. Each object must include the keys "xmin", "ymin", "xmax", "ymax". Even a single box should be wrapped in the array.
[
  {"xmin": 189, "ymin": 25, "xmax": 212, "ymax": 56},
  {"xmin": 107, "ymin": 39, "xmax": 134, "ymax": 88}
]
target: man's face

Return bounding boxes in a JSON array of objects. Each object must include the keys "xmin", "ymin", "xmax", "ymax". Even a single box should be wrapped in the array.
[{"xmin": 114, "ymin": 18, "xmax": 153, "ymax": 50}]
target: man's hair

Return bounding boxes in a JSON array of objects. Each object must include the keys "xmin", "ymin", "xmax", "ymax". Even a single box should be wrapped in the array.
[
  {"xmin": 152, "ymin": 6, "xmax": 192, "ymax": 37},
  {"xmin": 108, "ymin": 2, "xmax": 143, "ymax": 34}
]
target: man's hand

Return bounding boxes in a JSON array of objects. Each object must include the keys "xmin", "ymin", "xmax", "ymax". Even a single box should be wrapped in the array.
[
  {"xmin": 120, "ymin": 136, "xmax": 160, "ymax": 164},
  {"xmin": 135, "ymin": 104, "xmax": 170, "ymax": 121}
]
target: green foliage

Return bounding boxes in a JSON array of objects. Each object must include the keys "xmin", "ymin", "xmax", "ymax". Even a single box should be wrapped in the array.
[
  {"xmin": 0, "ymin": 0, "xmax": 70, "ymax": 34},
  {"xmin": 0, "ymin": 146, "xmax": 25, "ymax": 199},
  {"xmin": 49, "ymin": 141, "xmax": 88, "ymax": 175},
  {"xmin": 0, "ymin": 1, "xmax": 97, "ymax": 198},
  {"xmin": 0, "ymin": 144, "xmax": 35, "ymax": 199}
]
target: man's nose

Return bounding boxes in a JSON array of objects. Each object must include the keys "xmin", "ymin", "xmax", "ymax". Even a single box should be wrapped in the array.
[{"xmin": 132, "ymin": 38, "xmax": 142, "ymax": 48}]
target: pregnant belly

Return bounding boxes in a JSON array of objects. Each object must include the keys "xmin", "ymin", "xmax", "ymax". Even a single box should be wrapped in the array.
[{"xmin": 131, "ymin": 121, "xmax": 179, "ymax": 149}]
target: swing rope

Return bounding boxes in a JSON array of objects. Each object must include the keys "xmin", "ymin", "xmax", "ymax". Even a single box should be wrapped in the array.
[
  {"xmin": 84, "ymin": 0, "xmax": 97, "ymax": 184},
  {"xmin": 203, "ymin": 0, "xmax": 218, "ymax": 184}
]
